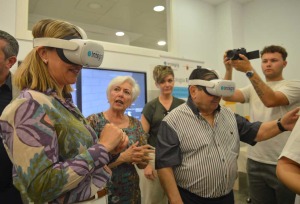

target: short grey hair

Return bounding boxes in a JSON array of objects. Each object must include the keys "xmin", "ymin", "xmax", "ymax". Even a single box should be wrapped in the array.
[
  {"xmin": 0, "ymin": 30, "xmax": 19, "ymax": 59},
  {"xmin": 106, "ymin": 76, "xmax": 140, "ymax": 102}
]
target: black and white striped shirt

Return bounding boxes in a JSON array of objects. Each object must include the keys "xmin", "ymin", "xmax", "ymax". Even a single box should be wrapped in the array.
[{"xmin": 155, "ymin": 98, "xmax": 261, "ymax": 198}]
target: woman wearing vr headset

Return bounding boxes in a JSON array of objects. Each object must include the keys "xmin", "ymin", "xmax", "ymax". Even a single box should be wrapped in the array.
[
  {"xmin": 86, "ymin": 76, "xmax": 153, "ymax": 204},
  {"xmin": 0, "ymin": 19, "xmax": 128, "ymax": 204},
  {"xmin": 139, "ymin": 65, "xmax": 185, "ymax": 204}
]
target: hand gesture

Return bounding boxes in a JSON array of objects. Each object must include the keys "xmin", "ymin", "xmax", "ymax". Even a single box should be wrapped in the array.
[
  {"xmin": 281, "ymin": 107, "xmax": 300, "ymax": 131},
  {"xmin": 134, "ymin": 144, "xmax": 155, "ymax": 165},
  {"xmin": 98, "ymin": 124, "xmax": 128, "ymax": 153},
  {"xmin": 224, "ymin": 50, "xmax": 233, "ymax": 71},
  {"xmin": 230, "ymin": 54, "xmax": 253, "ymax": 73},
  {"xmin": 112, "ymin": 133, "xmax": 129, "ymax": 155},
  {"xmin": 120, "ymin": 141, "xmax": 140, "ymax": 163},
  {"xmin": 144, "ymin": 163, "xmax": 157, "ymax": 181}
]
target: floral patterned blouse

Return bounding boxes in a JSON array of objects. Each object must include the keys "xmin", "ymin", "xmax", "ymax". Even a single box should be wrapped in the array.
[
  {"xmin": 0, "ymin": 89, "xmax": 111, "ymax": 204},
  {"xmin": 86, "ymin": 112, "xmax": 147, "ymax": 204}
]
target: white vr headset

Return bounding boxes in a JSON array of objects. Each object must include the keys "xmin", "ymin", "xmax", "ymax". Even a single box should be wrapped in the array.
[
  {"xmin": 188, "ymin": 79, "xmax": 235, "ymax": 97},
  {"xmin": 33, "ymin": 26, "xmax": 104, "ymax": 67}
]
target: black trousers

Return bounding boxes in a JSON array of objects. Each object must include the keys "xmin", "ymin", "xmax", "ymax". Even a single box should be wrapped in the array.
[
  {"xmin": 0, "ymin": 137, "xmax": 23, "ymax": 204},
  {"xmin": 178, "ymin": 186, "xmax": 234, "ymax": 204}
]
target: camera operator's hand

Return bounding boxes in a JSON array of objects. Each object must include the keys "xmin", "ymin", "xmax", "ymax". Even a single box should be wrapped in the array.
[
  {"xmin": 223, "ymin": 51, "xmax": 233, "ymax": 71},
  {"xmin": 230, "ymin": 54, "xmax": 254, "ymax": 73},
  {"xmin": 223, "ymin": 50, "xmax": 234, "ymax": 81}
]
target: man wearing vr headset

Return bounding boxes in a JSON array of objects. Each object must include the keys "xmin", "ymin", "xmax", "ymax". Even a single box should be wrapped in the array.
[
  {"xmin": 0, "ymin": 19, "xmax": 128, "ymax": 204},
  {"xmin": 155, "ymin": 68, "xmax": 299, "ymax": 204}
]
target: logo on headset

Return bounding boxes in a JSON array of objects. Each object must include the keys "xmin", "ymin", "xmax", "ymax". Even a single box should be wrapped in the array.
[
  {"xmin": 88, "ymin": 51, "xmax": 102, "ymax": 61},
  {"xmin": 221, "ymin": 86, "xmax": 235, "ymax": 91}
]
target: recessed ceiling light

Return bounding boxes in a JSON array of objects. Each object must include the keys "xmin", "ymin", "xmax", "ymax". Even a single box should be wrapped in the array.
[
  {"xmin": 88, "ymin": 3, "xmax": 101, "ymax": 9},
  {"xmin": 153, "ymin": 5, "xmax": 165, "ymax": 12},
  {"xmin": 157, "ymin": 40, "xmax": 166, "ymax": 46},
  {"xmin": 116, "ymin": 31, "xmax": 125, "ymax": 37}
]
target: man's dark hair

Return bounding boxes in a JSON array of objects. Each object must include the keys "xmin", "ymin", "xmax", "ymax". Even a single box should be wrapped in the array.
[
  {"xmin": 0, "ymin": 30, "xmax": 19, "ymax": 59},
  {"xmin": 260, "ymin": 45, "xmax": 287, "ymax": 61},
  {"xmin": 189, "ymin": 68, "xmax": 218, "ymax": 81},
  {"xmin": 188, "ymin": 68, "xmax": 218, "ymax": 97}
]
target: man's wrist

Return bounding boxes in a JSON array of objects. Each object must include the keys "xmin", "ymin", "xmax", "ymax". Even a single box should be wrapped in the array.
[
  {"xmin": 246, "ymin": 70, "xmax": 254, "ymax": 78},
  {"xmin": 277, "ymin": 118, "xmax": 287, "ymax": 132}
]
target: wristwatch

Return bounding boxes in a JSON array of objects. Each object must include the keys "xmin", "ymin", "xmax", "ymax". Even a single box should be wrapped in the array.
[
  {"xmin": 246, "ymin": 70, "xmax": 254, "ymax": 78},
  {"xmin": 277, "ymin": 118, "xmax": 287, "ymax": 132}
]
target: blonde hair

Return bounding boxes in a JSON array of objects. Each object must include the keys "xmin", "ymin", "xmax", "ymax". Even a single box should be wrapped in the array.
[
  {"xmin": 153, "ymin": 65, "xmax": 174, "ymax": 84},
  {"xmin": 14, "ymin": 19, "xmax": 82, "ymax": 98}
]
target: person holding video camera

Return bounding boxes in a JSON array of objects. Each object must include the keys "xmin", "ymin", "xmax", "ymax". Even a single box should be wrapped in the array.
[
  {"xmin": 0, "ymin": 19, "xmax": 129, "ymax": 204},
  {"xmin": 223, "ymin": 45, "xmax": 300, "ymax": 204},
  {"xmin": 155, "ymin": 67, "xmax": 299, "ymax": 204}
]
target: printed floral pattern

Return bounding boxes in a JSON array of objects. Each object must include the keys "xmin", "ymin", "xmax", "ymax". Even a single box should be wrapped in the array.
[
  {"xmin": 0, "ymin": 89, "xmax": 111, "ymax": 203},
  {"xmin": 87, "ymin": 112, "xmax": 147, "ymax": 204}
]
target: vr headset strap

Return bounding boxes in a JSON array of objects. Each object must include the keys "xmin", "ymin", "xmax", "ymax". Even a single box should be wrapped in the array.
[
  {"xmin": 188, "ymin": 80, "xmax": 215, "ymax": 88},
  {"xmin": 33, "ymin": 38, "xmax": 79, "ymax": 50},
  {"xmin": 74, "ymin": 26, "xmax": 87, "ymax": 39}
]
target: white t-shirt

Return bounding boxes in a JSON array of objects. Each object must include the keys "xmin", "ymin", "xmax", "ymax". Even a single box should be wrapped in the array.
[
  {"xmin": 240, "ymin": 80, "xmax": 300, "ymax": 165},
  {"xmin": 279, "ymin": 118, "xmax": 300, "ymax": 204}
]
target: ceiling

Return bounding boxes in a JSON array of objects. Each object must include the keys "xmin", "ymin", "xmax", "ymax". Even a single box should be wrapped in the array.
[{"xmin": 28, "ymin": 0, "xmax": 252, "ymax": 52}]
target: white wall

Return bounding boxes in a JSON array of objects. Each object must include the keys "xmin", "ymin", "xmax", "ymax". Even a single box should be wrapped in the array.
[
  {"xmin": 0, "ymin": 0, "xmax": 17, "ymax": 34},
  {"xmin": 243, "ymin": 0, "xmax": 300, "ymax": 83},
  {"xmin": 216, "ymin": 0, "xmax": 300, "ymax": 88},
  {"xmin": 1, "ymin": 0, "xmax": 300, "ymax": 101},
  {"xmin": 171, "ymin": 0, "xmax": 217, "ymax": 68}
]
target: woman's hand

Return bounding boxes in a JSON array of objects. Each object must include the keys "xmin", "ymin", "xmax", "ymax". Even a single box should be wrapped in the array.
[
  {"xmin": 144, "ymin": 163, "xmax": 156, "ymax": 181},
  {"xmin": 119, "ymin": 141, "xmax": 140, "ymax": 163},
  {"xmin": 134, "ymin": 144, "xmax": 155, "ymax": 168},
  {"xmin": 98, "ymin": 124, "xmax": 128, "ymax": 153},
  {"xmin": 119, "ymin": 143, "xmax": 154, "ymax": 165}
]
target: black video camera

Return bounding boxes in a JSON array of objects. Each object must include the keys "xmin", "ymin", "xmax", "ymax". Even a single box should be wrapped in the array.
[{"xmin": 226, "ymin": 48, "xmax": 260, "ymax": 60}]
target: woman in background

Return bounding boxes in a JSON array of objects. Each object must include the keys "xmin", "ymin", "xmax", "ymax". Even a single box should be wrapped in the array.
[
  {"xmin": 87, "ymin": 76, "xmax": 153, "ymax": 204},
  {"xmin": 140, "ymin": 65, "xmax": 185, "ymax": 204},
  {"xmin": 0, "ymin": 19, "xmax": 127, "ymax": 204}
]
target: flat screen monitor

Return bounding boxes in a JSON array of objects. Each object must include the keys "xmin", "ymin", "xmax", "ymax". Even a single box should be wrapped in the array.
[{"xmin": 71, "ymin": 68, "xmax": 147, "ymax": 120}]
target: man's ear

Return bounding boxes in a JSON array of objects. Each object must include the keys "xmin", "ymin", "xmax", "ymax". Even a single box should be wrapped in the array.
[
  {"xmin": 6, "ymin": 56, "xmax": 17, "ymax": 69},
  {"xmin": 283, "ymin": 60, "xmax": 287, "ymax": 69},
  {"xmin": 189, "ymin": 85, "xmax": 197, "ymax": 98}
]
